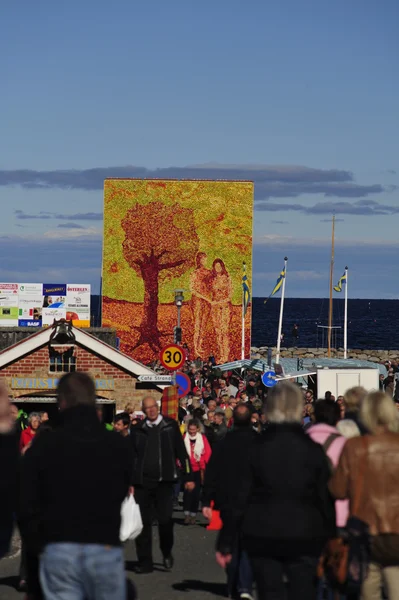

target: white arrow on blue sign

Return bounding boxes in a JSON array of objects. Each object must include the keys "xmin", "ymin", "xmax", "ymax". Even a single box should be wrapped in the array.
[{"xmin": 261, "ymin": 371, "xmax": 277, "ymax": 388}]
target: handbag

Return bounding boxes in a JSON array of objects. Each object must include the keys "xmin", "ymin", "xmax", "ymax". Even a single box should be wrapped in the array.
[
  {"xmin": 120, "ymin": 495, "xmax": 143, "ymax": 542},
  {"xmin": 318, "ymin": 436, "xmax": 370, "ymax": 592}
]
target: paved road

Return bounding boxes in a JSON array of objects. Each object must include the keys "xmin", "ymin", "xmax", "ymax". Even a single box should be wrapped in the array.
[{"xmin": 0, "ymin": 510, "xmax": 227, "ymax": 600}]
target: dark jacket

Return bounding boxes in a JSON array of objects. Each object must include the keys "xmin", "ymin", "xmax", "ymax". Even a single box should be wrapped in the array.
[
  {"xmin": 217, "ymin": 423, "xmax": 336, "ymax": 558},
  {"xmin": 19, "ymin": 405, "xmax": 132, "ymax": 553},
  {"xmin": 203, "ymin": 426, "xmax": 257, "ymax": 510},
  {"xmin": 211, "ymin": 421, "xmax": 228, "ymax": 443},
  {"xmin": 0, "ymin": 429, "xmax": 20, "ymax": 558},
  {"xmin": 178, "ymin": 406, "xmax": 188, "ymax": 424},
  {"xmin": 345, "ymin": 411, "xmax": 369, "ymax": 435},
  {"xmin": 130, "ymin": 416, "xmax": 191, "ymax": 486}
]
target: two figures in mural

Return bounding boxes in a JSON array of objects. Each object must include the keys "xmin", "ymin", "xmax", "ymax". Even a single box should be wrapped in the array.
[{"xmin": 190, "ymin": 252, "xmax": 232, "ymax": 363}]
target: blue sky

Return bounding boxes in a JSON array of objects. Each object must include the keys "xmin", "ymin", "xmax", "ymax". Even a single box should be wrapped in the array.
[{"xmin": 1, "ymin": 0, "xmax": 398, "ymax": 298}]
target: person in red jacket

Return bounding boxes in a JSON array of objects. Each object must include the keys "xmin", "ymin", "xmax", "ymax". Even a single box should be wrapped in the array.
[
  {"xmin": 19, "ymin": 413, "xmax": 41, "ymax": 454},
  {"xmin": 183, "ymin": 419, "xmax": 212, "ymax": 525}
]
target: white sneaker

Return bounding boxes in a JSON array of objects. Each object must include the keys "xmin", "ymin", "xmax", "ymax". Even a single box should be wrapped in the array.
[{"xmin": 239, "ymin": 594, "xmax": 254, "ymax": 600}]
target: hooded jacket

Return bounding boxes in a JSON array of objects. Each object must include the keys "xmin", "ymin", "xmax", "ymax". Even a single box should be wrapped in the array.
[{"xmin": 306, "ymin": 423, "xmax": 349, "ymax": 527}]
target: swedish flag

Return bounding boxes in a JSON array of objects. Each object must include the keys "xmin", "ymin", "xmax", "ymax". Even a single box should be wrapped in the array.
[
  {"xmin": 242, "ymin": 262, "xmax": 251, "ymax": 316},
  {"xmin": 264, "ymin": 265, "xmax": 286, "ymax": 304},
  {"xmin": 334, "ymin": 271, "xmax": 347, "ymax": 293}
]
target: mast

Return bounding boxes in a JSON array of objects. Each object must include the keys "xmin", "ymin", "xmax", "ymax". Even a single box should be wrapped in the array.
[
  {"xmin": 327, "ymin": 215, "xmax": 335, "ymax": 357},
  {"xmin": 275, "ymin": 257, "xmax": 288, "ymax": 364},
  {"xmin": 344, "ymin": 266, "xmax": 348, "ymax": 359}
]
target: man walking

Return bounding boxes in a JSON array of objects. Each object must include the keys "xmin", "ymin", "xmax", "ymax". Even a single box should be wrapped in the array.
[
  {"xmin": 19, "ymin": 372, "xmax": 132, "ymax": 600},
  {"xmin": 130, "ymin": 396, "xmax": 193, "ymax": 574},
  {"xmin": 203, "ymin": 404, "xmax": 256, "ymax": 600}
]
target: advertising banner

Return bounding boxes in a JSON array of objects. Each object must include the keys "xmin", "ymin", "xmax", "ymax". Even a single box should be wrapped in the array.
[
  {"xmin": 102, "ymin": 179, "xmax": 254, "ymax": 364},
  {"xmin": 0, "ymin": 283, "xmax": 19, "ymax": 326},
  {"xmin": 42, "ymin": 283, "xmax": 67, "ymax": 326},
  {"xmin": 65, "ymin": 284, "xmax": 91, "ymax": 327},
  {"xmin": 18, "ymin": 283, "xmax": 43, "ymax": 327},
  {"xmin": 0, "ymin": 283, "xmax": 91, "ymax": 328}
]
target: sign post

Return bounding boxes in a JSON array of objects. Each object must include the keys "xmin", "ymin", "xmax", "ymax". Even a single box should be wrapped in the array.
[
  {"xmin": 175, "ymin": 371, "xmax": 191, "ymax": 398},
  {"xmin": 261, "ymin": 370, "xmax": 277, "ymax": 388},
  {"xmin": 159, "ymin": 344, "xmax": 185, "ymax": 372}
]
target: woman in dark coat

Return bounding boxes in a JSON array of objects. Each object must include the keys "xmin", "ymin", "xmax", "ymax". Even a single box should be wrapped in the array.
[{"xmin": 216, "ymin": 382, "xmax": 336, "ymax": 600}]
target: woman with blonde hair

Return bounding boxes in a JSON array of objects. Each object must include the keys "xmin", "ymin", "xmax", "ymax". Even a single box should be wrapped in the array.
[
  {"xmin": 330, "ymin": 391, "xmax": 399, "ymax": 599},
  {"xmin": 343, "ymin": 386, "xmax": 368, "ymax": 434},
  {"xmin": 216, "ymin": 382, "xmax": 335, "ymax": 600}
]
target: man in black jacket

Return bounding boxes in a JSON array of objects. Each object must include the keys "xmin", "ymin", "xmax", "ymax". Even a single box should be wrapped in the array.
[
  {"xmin": 202, "ymin": 404, "xmax": 256, "ymax": 600},
  {"xmin": 130, "ymin": 396, "xmax": 193, "ymax": 574},
  {"xmin": 0, "ymin": 386, "xmax": 19, "ymax": 559},
  {"xmin": 19, "ymin": 372, "xmax": 132, "ymax": 600}
]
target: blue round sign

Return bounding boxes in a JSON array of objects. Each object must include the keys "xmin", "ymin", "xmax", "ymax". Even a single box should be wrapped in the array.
[
  {"xmin": 175, "ymin": 371, "xmax": 191, "ymax": 398},
  {"xmin": 262, "ymin": 370, "xmax": 277, "ymax": 388}
]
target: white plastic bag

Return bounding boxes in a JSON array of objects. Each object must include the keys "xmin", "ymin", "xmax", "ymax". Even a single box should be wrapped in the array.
[{"xmin": 120, "ymin": 495, "xmax": 143, "ymax": 542}]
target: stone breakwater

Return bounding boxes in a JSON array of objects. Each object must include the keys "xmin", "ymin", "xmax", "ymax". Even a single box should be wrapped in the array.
[{"xmin": 251, "ymin": 347, "xmax": 398, "ymax": 364}]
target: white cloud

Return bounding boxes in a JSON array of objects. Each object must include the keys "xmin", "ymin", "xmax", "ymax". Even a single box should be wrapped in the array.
[
  {"xmin": 42, "ymin": 227, "xmax": 101, "ymax": 239},
  {"xmin": 254, "ymin": 233, "xmax": 399, "ymax": 248}
]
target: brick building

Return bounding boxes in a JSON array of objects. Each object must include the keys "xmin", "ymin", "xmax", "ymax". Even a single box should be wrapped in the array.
[{"xmin": 0, "ymin": 322, "xmax": 163, "ymax": 418}]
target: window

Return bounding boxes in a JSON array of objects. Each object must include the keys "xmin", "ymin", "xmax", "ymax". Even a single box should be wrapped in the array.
[{"xmin": 49, "ymin": 346, "xmax": 77, "ymax": 373}]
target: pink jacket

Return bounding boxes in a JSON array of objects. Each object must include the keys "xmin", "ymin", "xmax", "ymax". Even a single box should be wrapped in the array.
[
  {"xmin": 306, "ymin": 423, "xmax": 349, "ymax": 527},
  {"xmin": 185, "ymin": 433, "xmax": 212, "ymax": 472}
]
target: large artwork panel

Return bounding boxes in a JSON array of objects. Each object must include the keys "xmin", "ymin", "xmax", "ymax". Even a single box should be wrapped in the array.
[{"xmin": 102, "ymin": 179, "xmax": 253, "ymax": 365}]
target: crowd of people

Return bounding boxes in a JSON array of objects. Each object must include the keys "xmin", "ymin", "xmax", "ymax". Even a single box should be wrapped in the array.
[{"xmin": 1, "ymin": 360, "xmax": 399, "ymax": 600}]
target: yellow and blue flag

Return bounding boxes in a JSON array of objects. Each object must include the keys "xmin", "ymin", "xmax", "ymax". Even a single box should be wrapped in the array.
[
  {"xmin": 334, "ymin": 271, "xmax": 347, "ymax": 293},
  {"xmin": 242, "ymin": 262, "xmax": 251, "ymax": 316},
  {"xmin": 264, "ymin": 265, "xmax": 286, "ymax": 304}
]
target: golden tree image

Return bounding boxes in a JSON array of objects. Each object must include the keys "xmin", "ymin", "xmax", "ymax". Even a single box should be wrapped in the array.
[{"xmin": 122, "ymin": 201, "xmax": 200, "ymax": 350}]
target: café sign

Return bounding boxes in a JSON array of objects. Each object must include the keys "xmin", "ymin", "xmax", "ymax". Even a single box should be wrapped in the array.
[{"xmin": 11, "ymin": 378, "xmax": 115, "ymax": 391}]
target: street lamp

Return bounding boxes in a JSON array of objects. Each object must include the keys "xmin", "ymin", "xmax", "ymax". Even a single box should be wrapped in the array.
[{"xmin": 173, "ymin": 289, "xmax": 184, "ymax": 343}]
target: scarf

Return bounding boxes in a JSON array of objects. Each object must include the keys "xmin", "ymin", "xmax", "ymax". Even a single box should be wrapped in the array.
[{"xmin": 184, "ymin": 432, "xmax": 204, "ymax": 462}]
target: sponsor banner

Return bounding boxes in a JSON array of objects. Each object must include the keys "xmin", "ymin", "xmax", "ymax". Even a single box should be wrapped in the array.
[
  {"xmin": 18, "ymin": 319, "xmax": 41, "ymax": 328},
  {"xmin": 0, "ymin": 296, "xmax": 19, "ymax": 307},
  {"xmin": 19, "ymin": 283, "xmax": 43, "ymax": 295},
  {"xmin": 0, "ymin": 283, "xmax": 19, "ymax": 326},
  {"xmin": 69, "ymin": 319, "xmax": 91, "ymax": 328},
  {"xmin": 0, "ymin": 283, "xmax": 91, "ymax": 328},
  {"xmin": 42, "ymin": 307, "xmax": 67, "ymax": 326},
  {"xmin": 43, "ymin": 284, "xmax": 67, "ymax": 296},
  {"xmin": 0, "ymin": 283, "xmax": 18, "ymax": 294},
  {"xmin": 18, "ymin": 294, "xmax": 43, "ymax": 324},
  {"xmin": 0, "ymin": 306, "xmax": 19, "ymax": 326},
  {"xmin": 66, "ymin": 283, "xmax": 91, "ymax": 328},
  {"xmin": 66, "ymin": 284, "xmax": 90, "ymax": 295}
]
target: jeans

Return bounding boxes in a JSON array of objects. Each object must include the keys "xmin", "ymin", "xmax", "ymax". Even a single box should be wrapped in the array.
[
  {"xmin": 249, "ymin": 554, "xmax": 318, "ymax": 600},
  {"xmin": 183, "ymin": 471, "xmax": 202, "ymax": 516},
  {"xmin": 40, "ymin": 543, "xmax": 125, "ymax": 600},
  {"xmin": 227, "ymin": 544, "xmax": 253, "ymax": 596},
  {"xmin": 134, "ymin": 481, "xmax": 174, "ymax": 567},
  {"xmin": 317, "ymin": 578, "xmax": 345, "ymax": 600}
]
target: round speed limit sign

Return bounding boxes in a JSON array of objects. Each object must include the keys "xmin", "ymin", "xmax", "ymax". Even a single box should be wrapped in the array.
[{"xmin": 160, "ymin": 344, "xmax": 185, "ymax": 371}]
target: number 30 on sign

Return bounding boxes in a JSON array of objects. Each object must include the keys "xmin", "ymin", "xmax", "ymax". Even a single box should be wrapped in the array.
[{"xmin": 160, "ymin": 344, "xmax": 185, "ymax": 371}]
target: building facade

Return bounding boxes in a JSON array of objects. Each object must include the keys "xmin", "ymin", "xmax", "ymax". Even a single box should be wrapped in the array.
[{"xmin": 0, "ymin": 323, "xmax": 163, "ymax": 417}]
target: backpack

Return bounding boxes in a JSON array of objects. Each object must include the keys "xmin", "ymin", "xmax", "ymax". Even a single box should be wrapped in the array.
[{"xmin": 322, "ymin": 433, "xmax": 342, "ymax": 473}]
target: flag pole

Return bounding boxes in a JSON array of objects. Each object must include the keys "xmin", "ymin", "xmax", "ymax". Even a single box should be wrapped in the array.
[
  {"xmin": 327, "ymin": 215, "xmax": 335, "ymax": 358},
  {"xmin": 241, "ymin": 264, "xmax": 246, "ymax": 360},
  {"xmin": 344, "ymin": 266, "xmax": 348, "ymax": 359},
  {"xmin": 275, "ymin": 257, "xmax": 288, "ymax": 365}
]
